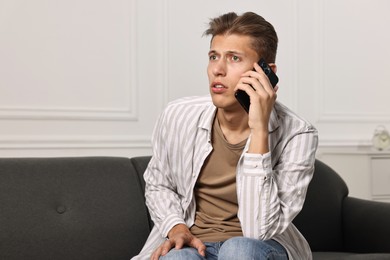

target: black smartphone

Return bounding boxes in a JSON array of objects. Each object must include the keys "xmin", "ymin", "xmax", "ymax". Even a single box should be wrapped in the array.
[{"xmin": 235, "ymin": 58, "xmax": 279, "ymax": 113}]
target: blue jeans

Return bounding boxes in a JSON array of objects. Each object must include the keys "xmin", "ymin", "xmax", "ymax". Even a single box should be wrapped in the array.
[{"xmin": 159, "ymin": 237, "xmax": 288, "ymax": 260}]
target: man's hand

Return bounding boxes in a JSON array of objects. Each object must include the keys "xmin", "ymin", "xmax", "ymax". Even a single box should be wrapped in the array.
[
  {"xmin": 235, "ymin": 62, "xmax": 277, "ymax": 154},
  {"xmin": 151, "ymin": 224, "xmax": 206, "ymax": 260}
]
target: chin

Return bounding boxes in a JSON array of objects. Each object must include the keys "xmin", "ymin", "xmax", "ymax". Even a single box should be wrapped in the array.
[
  {"xmin": 211, "ymin": 96, "xmax": 237, "ymax": 111},
  {"xmin": 210, "ymin": 94, "xmax": 225, "ymax": 106}
]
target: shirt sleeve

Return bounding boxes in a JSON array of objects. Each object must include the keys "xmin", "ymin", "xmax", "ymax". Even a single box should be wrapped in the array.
[{"xmin": 237, "ymin": 127, "xmax": 318, "ymax": 240}]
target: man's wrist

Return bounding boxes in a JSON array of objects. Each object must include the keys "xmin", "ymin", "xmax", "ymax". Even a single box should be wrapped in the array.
[
  {"xmin": 248, "ymin": 130, "xmax": 269, "ymax": 154},
  {"xmin": 167, "ymin": 223, "xmax": 189, "ymax": 238}
]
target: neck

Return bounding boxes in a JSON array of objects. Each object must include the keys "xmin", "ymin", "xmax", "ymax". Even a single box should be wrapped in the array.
[{"xmin": 216, "ymin": 108, "xmax": 250, "ymax": 144}]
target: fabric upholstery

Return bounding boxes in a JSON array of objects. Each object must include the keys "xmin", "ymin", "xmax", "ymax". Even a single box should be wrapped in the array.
[
  {"xmin": 0, "ymin": 157, "xmax": 150, "ymax": 260},
  {"xmin": 0, "ymin": 156, "xmax": 389, "ymax": 259},
  {"xmin": 293, "ymin": 160, "xmax": 349, "ymax": 251},
  {"xmin": 343, "ymin": 197, "xmax": 390, "ymax": 253},
  {"xmin": 313, "ymin": 252, "xmax": 390, "ymax": 260},
  {"xmin": 130, "ymin": 156, "xmax": 154, "ymax": 231}
]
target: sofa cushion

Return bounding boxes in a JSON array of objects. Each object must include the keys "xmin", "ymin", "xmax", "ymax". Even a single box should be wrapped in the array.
[
  {"xmin": 313, "ymin": 252, "xmax": 390, "ymax": 260},
  {"xmin": 0, "ymin": 157, "xmax": 150, "ymax": 260},
  {"xmin": 293, "ymin": 160, "xmax": 349, "ymax": 252},
  {"xmin": 343, "ymin": 197, "xmax": 390, "ymax": 253}
]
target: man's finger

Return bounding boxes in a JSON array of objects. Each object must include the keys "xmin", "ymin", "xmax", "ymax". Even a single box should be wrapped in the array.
[
  {"xmin": 174, "ymin": 238, "xmax": 185, "ymax": 250},
  {"xmin": 151, "ymin": 245, "xmax": 163, "ymax": 260},
  {"xmin": 191, "ymin": 237, "xmax": 206, "ymax": 257},
  {"xmin": 161, "ymin": 239, "xmax": 174, "ymax": 256}
]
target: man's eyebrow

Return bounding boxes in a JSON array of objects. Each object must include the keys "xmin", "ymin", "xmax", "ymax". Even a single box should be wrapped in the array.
[
  {"xmin": 208, "ymin": 50, "xmax": 246, "ymax": 56},
  {"xmin": 226, "ymin": 50, "xmax": 246, "ymax": 56},
  {"xmin": 208, "ymin": 50, "xmax": 217, "ymax": 56}
]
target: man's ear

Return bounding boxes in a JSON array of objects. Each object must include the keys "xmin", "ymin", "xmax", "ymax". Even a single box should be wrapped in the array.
[{"xmin": 269, "ymin": 63, "xmax": 277, "ymax": 74}]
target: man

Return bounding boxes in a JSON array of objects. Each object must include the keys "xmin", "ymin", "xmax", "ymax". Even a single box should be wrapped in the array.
[{"xmin": 133, "ymin": 12, "xmax": 318, "ymax": 260}]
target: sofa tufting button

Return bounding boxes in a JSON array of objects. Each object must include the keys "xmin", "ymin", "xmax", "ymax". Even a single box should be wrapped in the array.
[{"xmin": 56, "ymin": 205, "xmax": 66, "ymax": 214}]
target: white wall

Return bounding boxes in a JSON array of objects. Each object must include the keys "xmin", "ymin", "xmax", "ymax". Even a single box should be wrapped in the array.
[{"xmin": 1, "ymin": 0, "xmax": 390, "ymax": 199}]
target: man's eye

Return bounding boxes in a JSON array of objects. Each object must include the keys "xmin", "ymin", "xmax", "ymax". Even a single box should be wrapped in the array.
[
  {"xmin": 209, "ymin": 55, "xmax": 217, "ymax": 61},
  {"xmin": 231, "ymin": 56, "xmax": 240, "ymax": 62}
]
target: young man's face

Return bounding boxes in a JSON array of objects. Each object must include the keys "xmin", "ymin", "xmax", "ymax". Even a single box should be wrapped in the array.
[{"xmin": 207, "ymin": 33, "xmax": 259, "ymax": 112}]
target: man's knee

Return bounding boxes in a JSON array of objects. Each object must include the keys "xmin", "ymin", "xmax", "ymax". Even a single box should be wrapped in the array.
[
  {"xmin": 219, "ymin": 237, "xmax": 253, "ymax": 258},
  {"xmin": 159, "ymin": 247, "xmax": 205, "ymax": 260},
  {"xmin": 219, "ymin": 237, "xmax": 287, "ymax": 260}
]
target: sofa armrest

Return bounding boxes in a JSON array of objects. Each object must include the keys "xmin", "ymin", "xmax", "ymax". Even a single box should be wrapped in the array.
[
  {"xmin": 343, "ymin": 197, "xmax": 390, "ymax": 253},
  {"xmin": 130, "ymin": 156, "xmax": 154, "ymax": 231},
  {"xmin": 130, "ymin": 156, "xmax": 152, "ymax": 194}
]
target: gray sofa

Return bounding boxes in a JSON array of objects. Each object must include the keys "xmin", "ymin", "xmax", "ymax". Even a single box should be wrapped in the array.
[{"xmin": 0, "ymin": 156, "xmax": 389, "ymax": 260}]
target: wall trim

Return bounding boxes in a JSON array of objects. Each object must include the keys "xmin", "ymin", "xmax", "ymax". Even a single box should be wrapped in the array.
[
  {"xmin": 0, "ymin": 106, "xmax": 137, "ymax": 121},
  {"xmin": 318, "ymin": 112, "xmax": 390, "ymax": 124},
  {"xmin": 319, "ymin": 138, "xmax": 372, "ymax": 148},
  {"xmin": 0, "ymin": 135, "xmax": 151, "ymax": 149}
]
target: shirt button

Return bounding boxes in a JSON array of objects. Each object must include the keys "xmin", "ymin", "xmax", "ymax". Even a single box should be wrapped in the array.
[{"xmin": 56, "ymin": 205, "xmax": 66, "ymax": 214}]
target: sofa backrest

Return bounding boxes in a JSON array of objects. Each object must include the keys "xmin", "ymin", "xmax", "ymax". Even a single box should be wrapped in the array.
[
  {"xmin": 293, "ymin": 159, "xmax": 349, "ymax": 252},
  {"xmin": 0, "ymin": 157, "xmax": 151, "ymax": 260}
]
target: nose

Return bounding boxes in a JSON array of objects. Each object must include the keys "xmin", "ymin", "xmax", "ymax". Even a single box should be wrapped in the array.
[{"xmin": 212, "ymin": 59, "xmax": 226, "ymax": 77}]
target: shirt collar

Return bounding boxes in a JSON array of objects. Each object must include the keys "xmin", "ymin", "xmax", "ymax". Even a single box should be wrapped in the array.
[{"xmin": 198, "ymin": 103, "xmax": 217, "ymax": 131}]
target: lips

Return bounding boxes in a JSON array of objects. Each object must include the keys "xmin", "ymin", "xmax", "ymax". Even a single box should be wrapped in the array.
[{"xmin": 211, "ymin": 82, "xmax": 227, "ymax": 94}]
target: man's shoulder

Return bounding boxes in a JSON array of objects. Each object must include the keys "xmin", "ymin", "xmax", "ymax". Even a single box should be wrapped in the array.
[
  {"xmin": 164, "ymin": 95, "xmax": 214, "ymax": 114},
  {"xmin": 159, "ymin": 95, "xmax": 215, "ymax": 125},
  {"xmin": 274, "ymin": 101, "xmax": 317, "ymax": 132},
  {"xmin": 167, "ymin": 95, "xmax": 213, "ymax": 107}
]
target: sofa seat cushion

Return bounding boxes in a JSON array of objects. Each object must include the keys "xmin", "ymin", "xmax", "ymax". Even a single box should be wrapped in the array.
[{"xmin": 313, "ymin": 252, "xmax": 390, "ymax": 260}]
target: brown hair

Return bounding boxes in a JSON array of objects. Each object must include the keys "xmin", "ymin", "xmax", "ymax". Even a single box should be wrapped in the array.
[{"xmin": 204, "ymin": 12, "xmax": 278, "ymax": 63}]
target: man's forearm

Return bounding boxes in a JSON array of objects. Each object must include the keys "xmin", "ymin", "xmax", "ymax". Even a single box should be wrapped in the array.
[{"xmin": 248, "ymin": 130, "xmax": 269, "ymax": 154}]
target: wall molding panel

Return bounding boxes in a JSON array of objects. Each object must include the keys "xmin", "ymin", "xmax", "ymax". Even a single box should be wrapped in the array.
[
  {"xmin": 0, "ymin": 0, "xmax": 151, "ymax": 157},
  {"xmin": 310, "ymin": 0, "xmax": 390, "ymax": 150},
  {"xmin": 0, "ymin": 0, "xmax": 139, "ymax": 122},
  {"xmin": 316, "ymin": 0, "xmax": 390, "ymax": 126}
]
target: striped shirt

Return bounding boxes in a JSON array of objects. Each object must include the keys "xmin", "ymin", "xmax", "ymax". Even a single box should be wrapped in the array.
[{"xmin": 132, "ymin": 95, "xmax": 318, "ymax": 260}]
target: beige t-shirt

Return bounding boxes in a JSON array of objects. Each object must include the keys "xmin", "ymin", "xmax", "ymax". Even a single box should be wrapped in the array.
[{"xmin": 190, "ymin": 116, "xmax": 246, "ymax": 242}]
